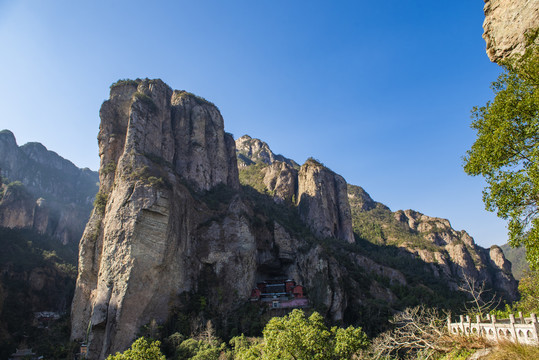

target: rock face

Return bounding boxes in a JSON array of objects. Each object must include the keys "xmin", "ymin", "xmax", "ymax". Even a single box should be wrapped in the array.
[
  {"xmin": 0, "ymin": 130, "xmax": 98, "ymax": 245},
  {"xmin": 237, "ymin": 136, "xmax": 355, "ymax": 243},
  {"xmin": 391, "ymin": 209, "xmax": 517, "ymax": 300},
  {"xmin": 350, "ymin": 184, "xmax": 517, "ymax": 300},
  {"xmin": 72, "ymin": 80, "xmax": 247, "ymax": 358},
  {"xmin": 261, "ymin": 161, "xmax": 298, "ymax": 203},
  {"xmin": 297, "ymin": 159, "xmax": 355, "ymax": 243},
  {"xmin": 73, "ymin": 80, "xmax": 405, "ymax": 357},
  {"xmin": 235, "ymin": 135, "xmax": 298, "ymax": 168},
  {"xmin": 483, "ymin": 0, "xmax": 539, "ymax": 62}
]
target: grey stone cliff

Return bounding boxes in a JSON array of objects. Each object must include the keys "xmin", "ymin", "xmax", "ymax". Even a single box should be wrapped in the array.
[
  {"xmin": 297, "ymin": 159, "xmax": 355, "ymax": 243},
  {"xmin": 72, "ymin": 80, "xmax": 406, "ymax": 358},
  {"xmin": 73, "ymin": 80, "xmax": 519, "ymax": 358},
  {"xmin": 72, "ymin": 79, "xmax": 241, "ymax": 358}
]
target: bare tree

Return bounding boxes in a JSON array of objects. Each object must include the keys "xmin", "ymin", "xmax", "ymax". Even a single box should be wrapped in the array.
[
  {"xmin": 368, "ymin": 305, "xmax": 453, "ymax": 360},
  {"xmin": 457, "ymin": 273, "xmax": 499, "ymax": 316}
]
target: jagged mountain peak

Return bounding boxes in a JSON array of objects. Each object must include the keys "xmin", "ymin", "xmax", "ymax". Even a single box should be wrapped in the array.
[
  {"xmin": 0, "ymin": 129, "xmax": 16, "ymax": 143},
  {"xmin": 347, "ymin": 184, "xmax": 388, "ymax": 212},
  {"xmin": 235, "ymin": 134, "xmax": 299, "ymax": 169}
]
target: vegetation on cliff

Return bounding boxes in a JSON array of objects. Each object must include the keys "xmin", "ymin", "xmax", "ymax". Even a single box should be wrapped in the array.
[{"xmin": 0, "ymin": 227, "xmax": 77, "ymax": 359}]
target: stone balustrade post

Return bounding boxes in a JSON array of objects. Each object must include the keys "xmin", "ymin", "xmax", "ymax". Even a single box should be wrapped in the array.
[
  {"xmin": 532, "ymin": 314, "xmax": 539, "ymax": 341},
  {"xmin": 509, "ymin": 314, "xmax": 517, "ymax": 342},
  {"xmin": 476, "ymin": 315, "xmax": 481, "ymax": 336}
]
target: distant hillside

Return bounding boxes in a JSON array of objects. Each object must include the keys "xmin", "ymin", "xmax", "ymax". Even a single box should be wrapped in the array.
[
  {"xmin": 500, "ymin": 244, "xmax": 529, "ymax": 280},
  {"xmin": 0, "ymin": 129, "xmax": 98, "ymax": 245}
]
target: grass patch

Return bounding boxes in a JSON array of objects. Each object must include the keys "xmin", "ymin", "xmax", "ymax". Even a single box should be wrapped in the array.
[{"xmin": 485, "ymin": 342, "xmax": 539, "ymax": 360}]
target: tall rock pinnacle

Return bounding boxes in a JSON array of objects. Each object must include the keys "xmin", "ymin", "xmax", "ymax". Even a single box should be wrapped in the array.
[{"xmin": 71, "ymin": 79, "xmax": 240, "ymax": 358}]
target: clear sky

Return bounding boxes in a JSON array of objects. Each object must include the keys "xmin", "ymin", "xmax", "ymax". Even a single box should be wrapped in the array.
[{"xmin": 0, "ymin": 1, "xmax": 508, "ymax": 247}]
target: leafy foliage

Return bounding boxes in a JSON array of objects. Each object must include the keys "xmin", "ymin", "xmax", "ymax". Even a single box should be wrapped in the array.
[
  {"xmin": 107, "ymin": 337, "xmax": 165, "ymax": 360},
  {"xmin": 93, "ymin": 191, "xmax": 108, "ymax": 215},
  {"xmin": 238, "ymin": 162, "xmax": 269, "ymax": 194},
  {"xmin": 463, "ymin": 44, "xmax": 539, "ymax": 269},
  {"xmin": 516, "ymin": 269, "xmax": 539, "ymax": 313},
  {"xmin": 261, "ymin": 309, "xmax": 368, "ymax": 360}
]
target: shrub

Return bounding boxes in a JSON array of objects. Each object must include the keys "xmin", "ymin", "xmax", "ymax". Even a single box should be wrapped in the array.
[
  {"xmin": 134, "ymin": 92, "xmax": 158, "ymax": 113},
  {"xmin": 93, "ymin": 191, "xmax": 108, "ymax": 215},
  {"xmin": 103, "ymin": 162, "xmax": 116, "ymax": 175},
  {"xmin": 174, "ymin": 90, "xmax": 218, "ymax": 108},
  {"xmin": 110, "ymin": 79, "xmax": 139, "ymax": 89}
]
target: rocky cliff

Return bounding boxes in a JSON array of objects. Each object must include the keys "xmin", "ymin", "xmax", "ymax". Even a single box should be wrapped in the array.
[
  {"xmin": 73, "ymin": 80, "xmax": 420, "ymax": 358},
  {"xmin": 483, "ymin": 0, "xmax": 539, "ymax": 62},
  {"xmin": 236, "ymin": 135, "xmax": 298, "ymax": 169},
  {"xmin": 236, "ymin": 137, "xmax": 355, "ymax": 243},
  {"xmin": 352, "ymin": 190, "xmax": 518, "ymax": 301},
  {"xmin": 0, "ymin": 130, "xmax": 98, "ymax": 245},
  {"xmin": 297, "ymin": 159, "xmax": 355, "ymax": 243},
  {"xmin": 73, "ymin": 81, "xmax": 518, "ymax": 358},
  {"xmin": 237, "ymin": 136, "xmax": 517, "ymax": 299}
]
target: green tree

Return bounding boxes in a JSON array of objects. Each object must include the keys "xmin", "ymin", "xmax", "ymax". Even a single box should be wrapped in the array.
[
  {"xmin": 106, "ymin": 337, "xmax": 165, "ymax": 360},
  {"xmin": 463, "ymin": 44, "xmax": 539, "ymax": 269},
  {"xmin": 260, "ymin": 309, "xmax": 368, "ymax": 360},
  {"xmin": 517, "ymin": 270, "xmax": 539, "ymax": 313}
]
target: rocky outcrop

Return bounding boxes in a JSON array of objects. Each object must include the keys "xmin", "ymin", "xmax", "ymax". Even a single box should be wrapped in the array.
[
  {"xmin": 483, "ymin": 0, "xmax": 539, "ymax": 62},
  {"xmin": 297, "ymin": 159, "xmax": 354, "ymax": 243},
  {"xmin": 0, "ymin": 130, "xmax": 98, "ymax": 245},
  {"xmin": 261, "ymin": 161, "xmax": 298, "ymax": 203},
  {"xmin": 235, "ymin": 135, "xmax": 298, "ymax": 168},
  {"xmin": 236, "ymin": 136, "xmax": 354, "ymax": 243},
  {"xmin": 347, "ymin": 184, "xmax": 388, "ymax": 212},
  {"xmin": 392, "ymin": 209, "xmax": 518, "ymax": 299}
]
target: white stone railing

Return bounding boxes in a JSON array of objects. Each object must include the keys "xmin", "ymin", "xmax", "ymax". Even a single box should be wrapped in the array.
[{"xmin": 448, "ymin": 313, "xmax": 539, "ymax": 345}]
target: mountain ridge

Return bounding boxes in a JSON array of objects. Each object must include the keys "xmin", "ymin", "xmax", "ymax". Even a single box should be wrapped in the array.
[
  {"xmin": 0, "ymin": 129, "xmax": 99, "ymax": 245},
  {"xmin": 70, "ymin": 79, "xmax": 518, "ymax": 359}
]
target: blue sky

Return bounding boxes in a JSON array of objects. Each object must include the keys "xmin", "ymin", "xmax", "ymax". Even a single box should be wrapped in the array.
[{"xmin": 0, "ymin": 1, "xmax": 508, "ymax": 247}]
